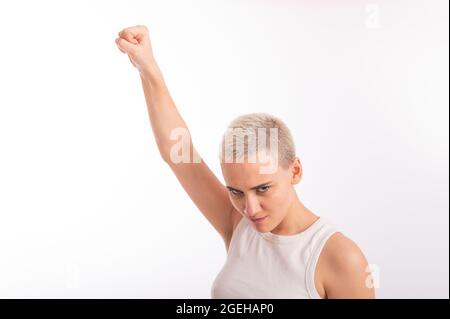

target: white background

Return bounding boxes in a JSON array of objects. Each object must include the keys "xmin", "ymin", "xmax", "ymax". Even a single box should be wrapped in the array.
[{"xmin": 0, "ymin": 0, "xmax": 448, "ymax": 298}]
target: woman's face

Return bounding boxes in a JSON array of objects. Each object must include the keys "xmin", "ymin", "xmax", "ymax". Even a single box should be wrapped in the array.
[{"xmin": 221, "ymin": 156, "xmax": 302, "ymax": 232}]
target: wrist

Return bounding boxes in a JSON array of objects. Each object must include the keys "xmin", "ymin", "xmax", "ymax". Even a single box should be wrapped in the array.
[{"xmin": 140, "ymin": 62, "xmax": 163, "ymax": 83}]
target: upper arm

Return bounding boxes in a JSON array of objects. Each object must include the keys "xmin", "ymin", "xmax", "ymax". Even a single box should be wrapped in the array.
[
  {"xmin": 316, "ymin": 233, "xmax": 376, "ymax": 299},
  {"xmin": 164, "ymin": 145, "xmax": 235, "ymax": 246}
]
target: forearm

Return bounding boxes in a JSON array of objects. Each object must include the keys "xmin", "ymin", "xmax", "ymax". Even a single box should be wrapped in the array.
[{"xmin": 139, "ymin": 65, "xmax": 192, "ymax": 162}]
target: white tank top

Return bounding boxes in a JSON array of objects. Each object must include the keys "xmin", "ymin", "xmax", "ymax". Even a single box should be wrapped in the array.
[{"xmin": 211, "ymin": 215, "xmax": 340, "ymax": 299}]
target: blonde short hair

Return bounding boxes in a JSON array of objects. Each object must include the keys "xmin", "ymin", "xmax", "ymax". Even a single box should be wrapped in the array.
[{"xmin": 219, "ymin": 112, "xmax": 296, "ymax": 169}]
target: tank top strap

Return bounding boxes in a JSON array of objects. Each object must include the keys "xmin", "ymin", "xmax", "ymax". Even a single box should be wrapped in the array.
[
  {"xmin": 305, "ymin": 219, "xmax": 341, "ymax": 298},
  {"xmin": 226, "ymin": 216, "xmax": 248, "ymax": 256}
]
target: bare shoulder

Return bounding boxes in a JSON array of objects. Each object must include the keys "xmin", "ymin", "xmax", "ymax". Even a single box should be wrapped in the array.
[
  {"xmin": 316, "ymin": 232, "xmax": 375, "ymax": 299},
  {"xmin": 322, "ymin": 233, "xmax": 367, "ymax": 273}
]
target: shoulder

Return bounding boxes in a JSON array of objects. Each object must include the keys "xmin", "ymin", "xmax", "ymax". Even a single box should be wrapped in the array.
[
  {"xmin": 316, "ymin": 232, "xmax": 375, "ymax": 298},
  {"xmin": 322, "ymin": 233, "xmax": 367, "ymax": 273}
]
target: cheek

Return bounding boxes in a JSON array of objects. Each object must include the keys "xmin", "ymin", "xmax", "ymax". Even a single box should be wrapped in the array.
[
  {"xmin": 229, "ymin": 195, "xmax": 243, "ymax": 211},
  {"xmin": 266, "ymin": 189, "xmax": 292, "ymax": 213}
]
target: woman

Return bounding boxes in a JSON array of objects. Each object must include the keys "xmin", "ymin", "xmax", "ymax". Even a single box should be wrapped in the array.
[{"xmin": 115, "ymin": 25, "xmax": 375, "ymax": 299}]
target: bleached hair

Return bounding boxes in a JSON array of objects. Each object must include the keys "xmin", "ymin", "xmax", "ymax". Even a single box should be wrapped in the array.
[{"xmin": 219, "ymin": 112, "xmax": 296, "ymax": 169}]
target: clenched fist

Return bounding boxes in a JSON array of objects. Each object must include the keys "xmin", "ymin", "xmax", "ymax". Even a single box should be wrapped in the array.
[{"xmin": 115, "ymin": 25, "xmax": 157, "ymax": 75}]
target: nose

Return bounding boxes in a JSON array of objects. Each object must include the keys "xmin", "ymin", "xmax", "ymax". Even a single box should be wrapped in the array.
[{"xmin": 243, "ymin": 194, "xmax": 262, "ymax": 218}]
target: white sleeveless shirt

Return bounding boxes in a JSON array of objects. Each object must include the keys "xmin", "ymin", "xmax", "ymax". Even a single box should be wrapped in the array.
[{"xmin": 211, "ymin": 216, "xmax": 340, "ymax": 299}]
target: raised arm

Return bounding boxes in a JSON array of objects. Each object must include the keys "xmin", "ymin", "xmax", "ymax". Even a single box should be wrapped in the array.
[{"xmin": 115, "ymin": 25, "xmax": 237, "ymax": 249}]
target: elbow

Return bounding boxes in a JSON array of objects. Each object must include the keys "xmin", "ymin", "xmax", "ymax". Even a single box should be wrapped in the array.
[{"xmin": 158, "ymin": 139, "xmax": 195, "ymax": 165}]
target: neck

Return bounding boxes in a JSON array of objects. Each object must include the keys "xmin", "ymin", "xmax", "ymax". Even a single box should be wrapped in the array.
[{"xmin": 270, "ymin": 192, "xmax": 319, "ymax": 236}]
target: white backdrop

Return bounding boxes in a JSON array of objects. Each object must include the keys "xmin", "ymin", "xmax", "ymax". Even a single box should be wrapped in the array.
[{"xmin": 0, "ymin": 0, "xmax": 448, "ymax": 298}]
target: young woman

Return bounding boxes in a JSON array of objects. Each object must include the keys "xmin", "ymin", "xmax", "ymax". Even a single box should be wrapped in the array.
[{"xmin": 115, "ymin": 25, "xmax": 375, "ymax": 299}]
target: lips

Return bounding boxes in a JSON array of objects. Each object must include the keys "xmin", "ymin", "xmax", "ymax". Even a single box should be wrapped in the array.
[{"xmin": 251, "ymin": 216, "xmax": 267, "ymax": 223}]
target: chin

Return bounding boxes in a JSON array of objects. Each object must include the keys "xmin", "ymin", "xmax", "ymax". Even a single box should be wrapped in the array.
[{"xmin": 251, "ymin": 219, "xmax": 270, "ymax": 232}]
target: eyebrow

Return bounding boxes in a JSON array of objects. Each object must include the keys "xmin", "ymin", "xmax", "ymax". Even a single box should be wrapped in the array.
[{"xmin": 226, "ymin": 181, "xmax": 272, "ymax": 193}]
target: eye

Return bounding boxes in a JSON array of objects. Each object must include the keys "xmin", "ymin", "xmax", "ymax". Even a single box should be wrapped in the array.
[
  {"xmin": 229, "ymin": 189, "xmax": 244, "ymax": 197},
  {"xmin": 256, "ymin": 185, "xmax": 271, "ymax": 193}
]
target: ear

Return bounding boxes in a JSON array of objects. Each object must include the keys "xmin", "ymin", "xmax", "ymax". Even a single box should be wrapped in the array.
[{"xmin": 291, "ymin": 157, "xmax": 303, "ymax": 185}]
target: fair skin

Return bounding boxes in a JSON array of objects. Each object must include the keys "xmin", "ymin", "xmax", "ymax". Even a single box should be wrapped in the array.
[{"xmin": 115, "ymin": 25, "xmax": 375, "ymax": 299}]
